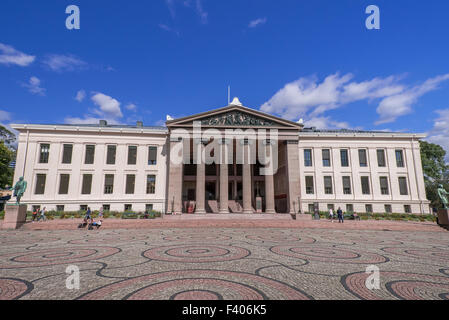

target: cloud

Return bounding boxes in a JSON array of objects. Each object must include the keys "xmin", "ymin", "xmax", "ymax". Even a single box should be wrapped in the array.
[
  {"xmin": 0, "ymin": 110, "xmax": 12, "ymax": 122},
  {"xmin": 164, "ymin": 0, "xmax": 208, "ymax": 24},
  {"xmin": 249, "ymin": 18, "xmax": 267, "ymax": 28},
  {"xmin": 43, "ymin": 54, "xmax": 87, "ymax": 72},
  {"xmin": 91, "ymin": 93, "xmax": 123, "ymax": 119},
  {"xmin": 165, "ymin": 0, "xmax": 176, "ymax": 18},
  {"xmin": 426, "ymin": 109, "xmax": 449, "ymax": 161},
  {"xmin": 195, "ymin": 0, "xmax": 208, "ymax": 24},
  {"xmin": 75, "ymin": 90, "xmax": 86, "ymax": 102},
  {"xmin": 304, "ymin": 116, "xmax": 350, "ymax": 130},
  {"xmin": 125, "ymin": 103, "xmax": 137, "ymax": 111},
  {"xmin": 22, "ymin": 76, "xmax": 46, "ymax": 96},
  {"xmin": 260, "ymin": 73, "xmax": 449, "ymax": 126},
  {"xmin": 0, "ymin": 43, "xmax": 35, "ymax": 67}
]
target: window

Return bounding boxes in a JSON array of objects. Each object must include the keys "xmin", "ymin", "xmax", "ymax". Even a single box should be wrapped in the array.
[
  {"xmin": 35, "ymin": 174, "xmax": 46, "ymax": 194},
  {"xmin": 340, "ymin": 149, "xmax": 349, "ymax": 167},
  {"xmin": 361, "ymin": 176, "xmax": 371, "ymax": 195},
  {"xmin": 398, "ymin": 177, "xmax": 408, "ymax": 195},
  {"xmin": 365, "ymin": 204, "xmax": 373, "ymax": 213},
  {"xmin": 62, "ymin": 144, "xmax": 73, "ymax": 164},
  {"xmin": 124, "ymin": 204, "xmax": 132, "ymax": 212},
  {"xmin": 404, "ymin": 205, "xmax": 411, "ymax": 213},
  {"xmin": 305, "ymin": 176, "xmax": 314, "ymax": 194},
  {"xmin": 104, "ymin": 174, "xmax": 114, "ymax": 194},
  {"xmin": 39, "ymin": 144, "xmax": 50, "ymax": 163},
  {"xmin": 125, "ymin": 174, "xmax": 135, "ymax": 194},
  {"xmin": 85, "ymin": 145, "xmax": 95, "ymax": 164},
  {"xmin": 324, "ymin": 176, "xmax": 333, "ymax": 194},
  {"xmin": 128, "ymin": 146, "xmax": 137, "ymax": 165},
  {"xmin": 377, "ymin": 149, "xmax": 386, "ymax": 167},
  {"xmin": 146, "ymin": 204, "xmax": 154, "ymax": 212},
  {"xmin": 146, "ymin": 175, "xmax": 156, "ymax": 194},
  {"xmin": 342, "ymin": 176, "xmax": 351, "ymax": 194},
  {"xmin": 106, "ymin": 145, "xmax": 116, "ymax": 165},
  {"xmin": 385, "ymin": 204, "xmax": 392, "ymax": 213},
  {"xmin": 148, "ymin": 146, "xmax": 157, "ymax": 165},
  {"xmin": 80, "ymin": 205, "xmax": 88, "ymax": 211},
  {"xmin": 322, "ymin": 149, "xmax": 331, "ymax": 167},
  {"xmin": 308, "ymin": 204, "xmax": 315, "ymax": 213},
  {"xmin": 56, "ymin": 205, "xmax": 64, "ymax": 212},
  {"xmin": 359, "ymin": 149, "xmax": 368, "ymax": 167},
  {"xmin": 327, "ymin": 204, "xmax": 335, "ymax": 211},
  {"xmin": 81, "ymin": 174, "xmax": 93, "ymax": 195},
  {"xmin": 346, "ymin": 204, "xmax": 354, "ymax": 213},
  {"xmin": 58, "ymin": 174, "xmax": 70, "ymax": 195},
  {"xmin": 304, "ymin": 149, "xmax": 313, "ymax": 167},
  {"xmin": 102, "ymin": 204, "xmax": 110, "ymax": 212},
  {"xmin": 396, "ymin": 150, "xmax": 404, "ymax": 167},
  {"xmin": 380, "ymin": 177, "xmax": 389, "ymax": 195}
]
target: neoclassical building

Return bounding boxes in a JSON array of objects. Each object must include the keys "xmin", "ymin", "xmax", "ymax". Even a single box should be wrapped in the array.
[{"xmin": 11, "ymin": 98, "xmax": 430, "ymax": 215}]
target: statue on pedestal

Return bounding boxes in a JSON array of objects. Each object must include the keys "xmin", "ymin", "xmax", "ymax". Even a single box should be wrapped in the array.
[
  {"xmin": 10, "ymin": 177, "xmax": 27, "ymax": 205},
  {"xmin": 437, "ymin": 184, "xmax": 449, "ymax": 209}
]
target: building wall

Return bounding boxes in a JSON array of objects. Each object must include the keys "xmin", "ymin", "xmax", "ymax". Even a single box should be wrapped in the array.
[
  {"xmin": 298, "ymin": 134, "xmax": 430, "ymax": 214},
  {"xmin": 13, "ymin": 128, "xmax": 168, "ymax": 212}
]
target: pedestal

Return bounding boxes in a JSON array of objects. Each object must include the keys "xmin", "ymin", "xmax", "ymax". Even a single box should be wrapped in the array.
[
  {"xmin": 255, "ymin": 197, "xmax": 262, "ymax": 213},
  {"xmin": 2, "ymin": 204, "xmax": 27, "ymax": 230},
  {"xmin": 437, "ymin": 209, "xmax": 449, "ymax": 226}
]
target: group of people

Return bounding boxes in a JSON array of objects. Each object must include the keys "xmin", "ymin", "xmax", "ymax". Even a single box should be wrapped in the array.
[
  {"xmin": 328, "ymin": 207, "xmax": 345, "ymax": 223},
  {"xmin": 31, "ymin": 207, "xmax": 47, "ymax": 222},
  {"xmin": 78, "ymin": 207, "xmax": 103, "ymax": 230}
]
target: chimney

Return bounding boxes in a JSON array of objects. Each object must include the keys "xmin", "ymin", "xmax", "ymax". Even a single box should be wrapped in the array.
[
  {"xmin": 136, "ymin": 121, "xmax": 143, "ymax": 128},
  {"xmin": 99, "ymin": 120, "xmax": 108, "ymax": 127}
]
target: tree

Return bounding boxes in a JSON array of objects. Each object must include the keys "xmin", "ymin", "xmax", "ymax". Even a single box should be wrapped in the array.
[
  {"xmin": 0, "ymin": 125, "xmax": 16, "ymax": 189},
  {"xmin": 420, "ymin": 140, "xmax": 449, "ymax": 208}
]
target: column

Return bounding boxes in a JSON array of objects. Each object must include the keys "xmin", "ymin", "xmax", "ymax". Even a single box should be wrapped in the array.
[
  {"xmin": 195, "ymin": 140, "xmax": 206, "ymax": 214},
  {"xmin": 285, "ymin": 140, "xmax": 301, "ymax": 214},
  {"xmin": 242, "ymin": 142, "xmax": 253, "ymax": 214},
  {"xmin": 167, "ymin": 136, "xmax": 183, "ymax": 214},
  {"xmin": 263, "ymin": 140, "xmax": 276, "ymax": 213},
  {"xmin": 219, "ymin": 139, "xmax": 230, "ymax": 213}
]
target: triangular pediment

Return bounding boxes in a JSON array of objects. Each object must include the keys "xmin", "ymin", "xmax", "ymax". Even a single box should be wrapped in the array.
[{"xmin": 166, "ymin": 105, "xmax": 302, "ymax": 130}]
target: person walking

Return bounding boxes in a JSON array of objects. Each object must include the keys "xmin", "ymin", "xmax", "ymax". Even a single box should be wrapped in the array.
[
  {"xmin": 31, "ymin": 208, "xmax": 38, "ymax": 222},
  {"xmin": 85, "ymin": 207, "xmax": 92, "ymax": 223},
  {"xmin": 38, "ymin": 207, "xmax": 47, "ymax": 222},
  {"xmin": 328, "ymin": 207, "xmax": 334, "ymax": 222},
  {"xmin": 98, "ymin": 207, "xmax": 104, "ymax": 220},
  {"xmin": 337, "ymin": 207, "xmax": 344, "ymax": 223}
]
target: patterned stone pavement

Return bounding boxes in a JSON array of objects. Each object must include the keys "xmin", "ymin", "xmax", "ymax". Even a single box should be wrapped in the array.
[{"xmin": 0, "ymin": 227, "xmax": 448, "ymax": 300}]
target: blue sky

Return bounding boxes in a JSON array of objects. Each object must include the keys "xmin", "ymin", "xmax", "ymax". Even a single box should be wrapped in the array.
[{"xmin": 1, "ymin": 1, "xmax": 449, "ymax": 152}]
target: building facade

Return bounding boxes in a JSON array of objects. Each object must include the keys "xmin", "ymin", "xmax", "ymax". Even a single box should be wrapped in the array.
[{"xmin": 11, "ymin": 99, "xmax": 430, "ymax": 214}]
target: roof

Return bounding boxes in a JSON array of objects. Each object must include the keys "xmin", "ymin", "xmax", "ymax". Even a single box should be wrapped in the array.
[
  {"xmin": 10, "ymin": 123, "xmax": 168, "ymax": 134},
  {"xmin": 299, "ymin": 127, "xmax": 426, "ymax": 139}
]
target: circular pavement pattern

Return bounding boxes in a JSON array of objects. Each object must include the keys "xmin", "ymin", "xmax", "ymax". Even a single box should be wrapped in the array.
[
  {"xmin": 0, "ymin": 278, "xmax": 34, "ymax": 300},
  {"xmin": 245, "ymin": 232, "xmax": 316, "ymax": 243},
  {"xmin": 78, "ymin": 270, "xmax": 312, "ymax": 300},
  {"xmin": 382, "ymin": 247, "xmax": 449, "ymax": 263},
  {"xmin": 270, "ymin": 245, "xmax": 388, "ymax": 264},
  {"xmin": 163, "ymin": 233, "xmax": 232, "ymax": 242},
  {"xmin": 143, "ymin": 244, "xmax": 249, "ymax": 263},
  {"xmin": 0, "ymin": 246, "xmax": 120, "ymax": 269},
  {"xmin": 69, "ymin": 234, "xmax": 148, "ymax": 245},
  {"xmin": 342, "ymin": 271, "xmax": 449, "ymax": 300}
]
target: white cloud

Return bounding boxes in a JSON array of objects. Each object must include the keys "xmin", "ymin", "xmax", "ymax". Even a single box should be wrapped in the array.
[
  {"xmin": 164, "ymin": 0, "xmax": 207, "ymax": 24},
  {"xmin": 75, "ymin": 90, "xmax": 86, "ymax": 102},
  {"xmin": 195, "ymin": 0, "xmax": 208, "ymax": 24},
  {"xmin": 165, "ymin": 0, "xmax": 176, "ymax": 18},
  {"xmin": 260, "ymin": 73, "xmax": 449, "ymax": 127},
  {"xmin": 0, "ymin": 43, "xmax": 35, "ymax": 67},
  {"xmin": 43, "ymin": 54, "xmax": 87, "ymax": 72},
  {"xmin": 91, "ymin": 93, "xmax": 123, "ymax": 119},
  {"xmin": 0, "ymin": 110, "xmax": 11, "ymax": 122},
  {"xmin": 426, "ymin": 109, "xmax": 449, "ymax": 161},
  {"xmin": 22, "ymin": 76, "xmax": 46, "ymax": 96},
  {"xmin": 249, "ymin": 18, "xmax": 267, "ymax": 28},
  {"xmin": 304, "ymin": 116, "xmax": 350, "ymax": 130},
  {"xmin": 125, "ymin": 103, "xmax": 137, "ymax": 111}
]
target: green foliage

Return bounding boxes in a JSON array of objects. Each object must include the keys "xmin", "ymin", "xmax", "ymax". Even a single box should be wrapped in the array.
[{"xmin": 0, "ymin": 141, "xmax": 14, "ymax": 188}]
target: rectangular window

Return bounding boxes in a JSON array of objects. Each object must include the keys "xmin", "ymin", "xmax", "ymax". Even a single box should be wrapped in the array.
[
  {"xmin": 308, "ymin": 204, "xmax": 315, "ymax": 213},
  {"xmin": 85, "ymin": 145, "xmax": 95, "ymax": 164},
  {"xmin": 146, "ymin": 175, "xmax": 156, "ymax": 194},
  {"xmin": 361, "ymin": 176, "xmax": 371, "ymax": 195},
  {"xmin": 58, "ymin": 174, "xmax": 70, "ymax": 194},
  {"xmin": 340, "ymin": 149, "xmax": 349, "ymax": 167},
  {"xmin": 359, "ymin": 149, "xmax": 368, "ymax": 167},
  {"xmin": 404, "ymin": 205, "xmax": 411, "ymax": 213},
  {"xmin": 324, "ymin": 176, "xmax": 333, "ymax": 194},
  {"xmin": 125, "ymin": 174, "xmax": 136, "ymax": 194},
  {"xmin": 305, "ymin": 176, "xmax": 314, "ymax": 194},
  {"xmin": 39, "ymin": 144, "xmax": 50, "ymax": 163},
  {"xmin": 102, "ymin": 204, "xmax": 110, "ymax": 212},
  {"xmin": 80, "ymin": 205, "xmax": 88, "ymax": 211},
  {"xmin": 380, "ymin": 177, "xmax": 389, "ymax": 195},
  {"xmin": 342, "ymin": 176, "xmax": 351, "ymax": 194},
  {"xmin": 106, "ymin": 145, "xmax": 116, "ymax": 165},
  {"xmin": 128, "ymin": 146, "xmax": 137, "ymax": 165},
  {"xmin": 385, "ymin": 204, "xmax": 392, "ymax": 213},
  {"xmin": 81, "ymin": 174, "xmax": 93, "ymax": 195},
  {"xmin": 398, "ymin": 177, "xmax": 409, "ymax": 195},
  {"xmin": 377, "ymin": 149, "xmax": 386, "ymax": 167},
  {"xmin": 104, "ymin": 174, "xmax": 114, "ymax": 194},
  {"xmin": 124, "ymin": 204, "xmax": 132, "ymax": 212},
  {"xmin": 62, "ymin": 144, "xmax": 73, "ymax": 164},
  {"xmin": 327, "ymin": 204, "xmax": 335, "ymax": 211},
  {"xmin": 346, "ymin": 204, "xmax": 354, "ymax": 213},
  {"xmin": 365, "ymin": 204, "xmax": 373, "ymax": 213},
  {"xmin": 146, "ymin": 204, "xmax": 154, "ymax": 212},
  {"xmin": 35, "ymin": 174, "xmax": 46, "ymax": 194},
  {"xmin": 396, "ymin": 150, "xmax": 404, "ymax": 167},
  {"xmin": 148, "ymin": 146, "xmax": 157, "ymax": 165},
  {"xmin": 56, "ymin": 205, "xmax": 65, "ymax": 212},
  {"xmin": 322, "ymin": 149, "xmax": 331, "ymax": 167},
  {"xmin": 304, "ymin": 149, "xmax": 313, "ymax": 167}
]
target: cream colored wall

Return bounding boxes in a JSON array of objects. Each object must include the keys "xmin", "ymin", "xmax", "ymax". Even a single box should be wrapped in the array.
[
  {"xmin": 13, "ymin": 128, "xmax": 168, "ymax": 212},
  {"xmin": 298, "ymin": 135, "xmax": 430, "ymax": 214}
]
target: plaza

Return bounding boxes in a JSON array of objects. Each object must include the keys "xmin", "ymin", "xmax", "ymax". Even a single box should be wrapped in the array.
[{"xmin": 0, "ymin": 216, "xmax": 448, "ymax": 300}]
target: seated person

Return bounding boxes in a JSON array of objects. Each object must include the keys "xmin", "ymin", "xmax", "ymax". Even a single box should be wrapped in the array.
[
  {"xmin": 89, "ymin": 219, "xmax": 102, "ymax": 230},
  {"xmin": 143, "ymin": 211, "xmax": 149, "ymax": 219},
  {"xmin": 78, "ymin": 218, "xmax": 88, "ymax": 229}
]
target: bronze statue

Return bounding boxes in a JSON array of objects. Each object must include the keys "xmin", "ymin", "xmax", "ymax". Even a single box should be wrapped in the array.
[
  {"xmin": 10, "ymin": 177, "xmax": 27, "ymax": 205},
  {"xmin": 437, "ymin": 184, "xmax": 449, "ymax": 209}
]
